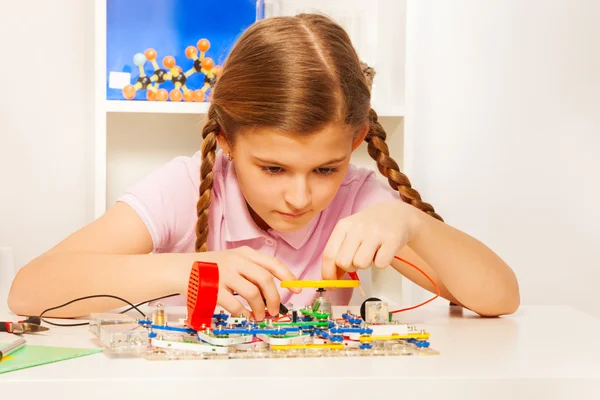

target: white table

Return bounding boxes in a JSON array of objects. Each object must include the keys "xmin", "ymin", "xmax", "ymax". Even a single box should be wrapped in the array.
[{"xmin": 1, "ymin": 304, "xmax": 599, "ymax": 399}]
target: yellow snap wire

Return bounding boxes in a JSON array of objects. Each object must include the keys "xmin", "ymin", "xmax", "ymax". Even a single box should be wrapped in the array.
[{"xmin": 280, "ymin": 280, "xmax": 360, "ymax": 289}]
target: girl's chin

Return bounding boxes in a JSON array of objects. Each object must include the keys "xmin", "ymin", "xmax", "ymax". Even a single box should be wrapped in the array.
[{"xmin": 266, "ymin": 212, "xmax": 311, "ymax": 232}]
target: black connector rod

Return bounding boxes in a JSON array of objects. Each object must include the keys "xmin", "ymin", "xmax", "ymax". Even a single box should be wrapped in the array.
[{"xmin": 279, "ymin": 303, "xmax": 289, "ymax": 315}]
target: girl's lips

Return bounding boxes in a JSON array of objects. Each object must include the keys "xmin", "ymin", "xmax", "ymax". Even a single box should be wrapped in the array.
[{"xmin": 278, "ymin": 211, "xmax": 308, "ymax": 219}]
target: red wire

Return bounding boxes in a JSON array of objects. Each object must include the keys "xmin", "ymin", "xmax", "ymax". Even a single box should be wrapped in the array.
[{"xmin": 389, "ymin": 255, "xmax": 440, "ymax": 313}]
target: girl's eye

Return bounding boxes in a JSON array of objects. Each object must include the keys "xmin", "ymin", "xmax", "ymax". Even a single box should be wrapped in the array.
[
  {"xmin": 316, "ymin": 168, "xmax": 337, "ymax": 176},
  {"xmin": 262, "ymin": 166, "xmax": 283, "ymax": 175}
]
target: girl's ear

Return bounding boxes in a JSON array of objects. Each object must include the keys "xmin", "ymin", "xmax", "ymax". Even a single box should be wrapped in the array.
[
  {"xmin": 352, "ymin": 123, "xmax": 369, "ymax": 151},
  {"xmin": 216, "ymin": 133, "xmax": 232, "ymax": 155}
]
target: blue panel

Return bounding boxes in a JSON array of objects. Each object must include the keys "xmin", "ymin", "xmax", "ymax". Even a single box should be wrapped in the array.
[{"xmin": 106, "ymin": 0, "xmax": 258, "ymax": 100}]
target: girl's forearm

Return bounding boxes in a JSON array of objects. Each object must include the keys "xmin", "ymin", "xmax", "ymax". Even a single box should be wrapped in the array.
[
  {"xmin": 8, "ymin": 252, "xmax": 204, "ymax": 318},
  {"xmin": 406, "ymin": 211, "xmax": 520, "ymax": 317}
]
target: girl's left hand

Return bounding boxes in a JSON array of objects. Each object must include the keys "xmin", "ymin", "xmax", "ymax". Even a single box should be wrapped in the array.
[{"xmin": 321, "ymin": 200, "xmax": 421, "ymax": 280}]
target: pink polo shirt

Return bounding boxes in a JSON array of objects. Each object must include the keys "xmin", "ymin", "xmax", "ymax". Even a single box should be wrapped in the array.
[{"xmin": 118, "ymin": 150, "xmax": 399, "ymax": 310}]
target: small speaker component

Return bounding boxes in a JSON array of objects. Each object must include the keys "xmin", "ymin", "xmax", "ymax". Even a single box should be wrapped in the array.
[{"xmin": 185, "ymin": 261, "xmax": 219, "ymax": 330}]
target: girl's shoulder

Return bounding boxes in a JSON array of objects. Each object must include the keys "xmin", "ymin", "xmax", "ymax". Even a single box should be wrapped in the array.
[
  {"xmin": 159, "ymin": 149, "xmax": 228, "ymax": 185},
  {"xmin": 117, "ymin": 150, "xmax": 230, "ymax": 252},
  {"xmin": 333, "ymin": 163, "xmax": 400, "ymax": 214},
  {"xmin": 340, "ymin": 162, "xmax": 379, "ymax": 186}
]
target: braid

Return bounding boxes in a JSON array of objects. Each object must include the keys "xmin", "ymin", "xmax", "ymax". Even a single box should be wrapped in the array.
[
  {"xmin": 365, "ymin": 108, "xmax": 443, "ymax": 222},
  {"xmin": 195, "ymin": 106, "xmax": 220, "ymax": 252}
]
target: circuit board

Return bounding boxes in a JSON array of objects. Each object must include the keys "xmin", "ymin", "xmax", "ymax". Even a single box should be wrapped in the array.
[{"xmin": 90, "ymin": 298, "xmax": 438, "ymax": 360}]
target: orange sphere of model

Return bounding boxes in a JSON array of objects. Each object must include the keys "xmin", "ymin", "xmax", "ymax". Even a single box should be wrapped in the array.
[
  {"xmin": 193, "ymin": 90, "xmax": 205, "ymax": 102},
  {"xmin": 122, "ymin": 85, "xmax": 136, "ymax": 99},
  {"xmin": 185, "ymin": 46, "xmax": 197, "ymax": 58},
  {"xmin": 170, "ymin": 89, "xmax": 183, "ymax": 102},
  {"xmin": 144, "ymin": 49, "xmax": 157, "ymax": 61},
  {"xmin": 156, "ymin": 88, "xmax": 168, "ymax": 101},
  {"xmin": 146, "ymin": 90, "xmax": 157, "ymax": 101},
  {"xmin": 163, "ymin": 56, "xmax": 176, "ymax": 69},
  {"xmin": 201, "ymin": 57, "xmax": 214, "ymax": 71},
  {"xmin": 183, "ymin": 90, "xmax": 194, "ymax": 102},
  {"xmin": 197, "ymin": 39, "xmax": 210, "ymax": 52}
]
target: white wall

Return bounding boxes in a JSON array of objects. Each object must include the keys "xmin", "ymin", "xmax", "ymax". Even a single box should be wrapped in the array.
[
  {"xmin": 0, "ymin": 1, "xmax": 94, "ymax": 270},
  {"xmin": 406, "ymin": 0, "xmax": 600, "ymax": 317}
]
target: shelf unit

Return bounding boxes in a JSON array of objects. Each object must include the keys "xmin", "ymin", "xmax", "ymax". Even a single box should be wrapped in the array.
[
  {"xmin": 94, "ymin": 0, "xmax": 413, "ymax": 306},
  {"xmin": 105, "ymin": 100, "xmax": 210, "ymax": 114},
  {"xmin": 105, "ymin": 99, "xmax": 405, "ymax": 117}
]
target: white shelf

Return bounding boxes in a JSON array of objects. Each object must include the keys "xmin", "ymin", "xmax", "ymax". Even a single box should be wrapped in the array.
[
  {"xmin": 106, "ymin": 100, "xmax": 210, "ymax": 114},
  {"xmin": 105, "ymin": 99, "xmax": 403, "ymax": 117}
]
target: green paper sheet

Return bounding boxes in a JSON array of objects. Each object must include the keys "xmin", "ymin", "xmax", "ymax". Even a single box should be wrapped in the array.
[{"xmin": 0, "ymin": 342, "xmax": 102, "ymax": 374}]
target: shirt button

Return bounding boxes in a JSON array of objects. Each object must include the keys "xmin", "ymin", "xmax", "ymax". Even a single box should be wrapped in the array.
[{"xmin": 264, "ymin": 237, "xmax": 275, "ymax": 246}]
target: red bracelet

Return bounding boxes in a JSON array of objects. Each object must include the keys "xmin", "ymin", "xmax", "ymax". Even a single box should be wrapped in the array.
[{"xmin": 185, "ymin": 261, "xmax": 219, "ymax": 330}]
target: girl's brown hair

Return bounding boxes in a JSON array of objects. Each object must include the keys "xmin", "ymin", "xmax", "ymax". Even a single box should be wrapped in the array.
[{"xmin": 195, "ymin": 13, "xmax": 441, "ymax": 252}]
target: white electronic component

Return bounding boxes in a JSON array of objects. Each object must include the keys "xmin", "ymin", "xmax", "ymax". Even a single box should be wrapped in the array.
[
  {"xmin": 342, "ymin": 339, "xmax": 361, "ymax": 348},
  {"xmin": 365, "ymin": 300, "xmax": 389, "ymax": 323},
  {"xmin": 227, "ymin": 316, "xmax": 247, "ymax": 325},
  {"xmin": 348, "ymin": 323, "xmax": 410, "ymax": 340},
  {"xmin": 256, "ymin": 333, "xmax": 311, "ymax": 345},
  {"xmin": 311, "ymin": 337, "xmax": 327, "ymax": 345},
  {"xmin": 152, "ymin": 339, "xmax": 228, "ymax": 354},
  {"xmin": 233, "ymin": 339, "xmax": 268, "ymax": 351},
  {"xmin": 369, "ymin": 323, "xmax": 410, "ymax": 336},
  {"xmin": 197, "ymin": 331, "xmax": 253, "ymax": 346},
  {"xmin": 151, "ymin": 338, "xmax": 228, "ymax": 354}
]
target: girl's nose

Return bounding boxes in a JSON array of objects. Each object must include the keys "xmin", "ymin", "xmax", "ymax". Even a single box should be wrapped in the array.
[{"xmin": 284, "ymin": 177, "xmax": 311, "ymax": 211}]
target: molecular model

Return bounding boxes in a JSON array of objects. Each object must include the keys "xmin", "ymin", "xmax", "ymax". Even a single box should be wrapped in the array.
[{"xmin": 122, "ymin": 38, "xmax": 222, "ymax": 102}]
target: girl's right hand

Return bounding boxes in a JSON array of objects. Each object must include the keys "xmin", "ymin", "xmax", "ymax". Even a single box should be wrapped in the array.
[{"xmin": 206, "ymin": 246, "xmax": 301, "ymax": 320}]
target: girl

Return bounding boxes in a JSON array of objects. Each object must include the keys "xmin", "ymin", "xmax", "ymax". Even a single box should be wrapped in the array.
[{"xmin": 8, "ymin": 14, "xmax": 519, "ymax": 320}]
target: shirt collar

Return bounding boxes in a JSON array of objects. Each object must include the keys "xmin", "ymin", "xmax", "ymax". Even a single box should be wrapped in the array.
[
  {"xmin": 222, "ymin": 159, "xmax": 320, "ymax": 250},
  {"xmin": 270, "ymin": 213, "xmax": 321, "ymax": 249}
]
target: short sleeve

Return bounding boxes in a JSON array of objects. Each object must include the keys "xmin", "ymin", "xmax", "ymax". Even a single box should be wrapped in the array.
[
  {"xmin": 117, "ymin": 156, "xmax": 199, "ymax": 252},
  {"xmin": 351, "ymin": 171, "xmax": 400, "ymax": 214}
]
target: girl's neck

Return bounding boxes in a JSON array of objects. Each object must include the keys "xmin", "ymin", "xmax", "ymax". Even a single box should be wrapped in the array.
[{"xmin": 247, "ymin": 202, "xmax": 271, "ymax": 231}]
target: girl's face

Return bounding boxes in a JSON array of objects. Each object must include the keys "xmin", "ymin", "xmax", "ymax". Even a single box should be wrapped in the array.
[{"xmin": 219, "ymin": 123, "xmax": 365, "ymax": 232}]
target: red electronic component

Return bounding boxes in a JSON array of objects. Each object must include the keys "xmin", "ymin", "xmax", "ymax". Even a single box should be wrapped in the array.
[{"xmin": 185, "ymin": 261, "xmax": 219, "ymax": 330}]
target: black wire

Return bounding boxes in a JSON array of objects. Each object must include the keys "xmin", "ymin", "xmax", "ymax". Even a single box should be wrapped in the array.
[
  {"xmin": 118, "ymin": 293, "xmax": 179, "ymax": 315},
  {"xmin": 42, "ymin": 320, "xmax": 90, "ymax": 327},
  {"xmin": 38, "ymin": 293, "xmax": 179, "ymax": 328}
]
